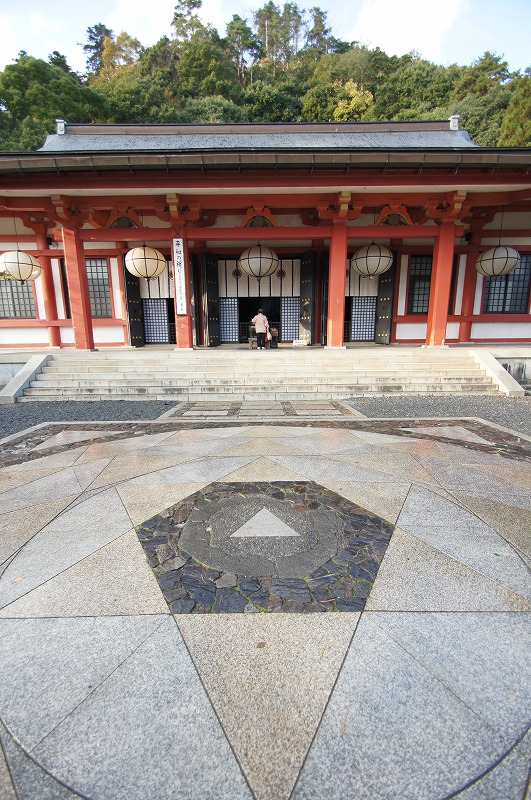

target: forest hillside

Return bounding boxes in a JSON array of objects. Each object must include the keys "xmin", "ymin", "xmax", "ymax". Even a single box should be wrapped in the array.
[{"xmin": 0, "ymin": 0, "xmax": 529, "ymax": 150}]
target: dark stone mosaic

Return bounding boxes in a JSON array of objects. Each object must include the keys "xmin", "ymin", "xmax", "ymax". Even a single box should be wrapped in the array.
[
  {"xmin": 134, "ymin": 481, "xmax": 394, "ymax": 614},
  {"xmin": 1, "ymin": 417, "xmax": 531, "ymax": 469}
]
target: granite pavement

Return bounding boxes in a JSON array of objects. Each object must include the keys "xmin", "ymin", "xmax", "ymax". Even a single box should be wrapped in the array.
[{"xmin": 0, "ymin": 407, "xmax": 529, "ymax": 800}]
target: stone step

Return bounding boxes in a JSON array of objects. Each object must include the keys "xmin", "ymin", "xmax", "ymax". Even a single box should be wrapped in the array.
[
  {"xmin": 37, "ymin": 368, "xmax": 488, "ymax": 382},
  {"xmin": 31, "ymin": 374, "xmax": 493, "ymax": 389},
  {"xmin": 23, "ymin": 380, "xmax": 497, "ymax": 397}
]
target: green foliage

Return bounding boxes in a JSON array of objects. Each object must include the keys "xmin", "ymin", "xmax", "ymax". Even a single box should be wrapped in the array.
[
  {"xmin": 0, "ymin": 8, "xmax": 526, "ymax": 145},
  {"xmin": 498, "ymin": 75, "xmax": 531, "ymax": 145},
  {"xmin": 369, "ymin": 58, "xmax": 459, "ymax": 120},
  {"xmin": 225, "ymin": 15, "xmax": 262, "ymax": 83},
  {"xmin": 83, "ymin": 23, "xmax": 113, "ymax": 75},
  {"xmin": 176, "ymin": 31, "xmax": 239, "ymax": 100},
  {"xmin": 180, "ymin": 95, "xmax": 247, "ymax": 122},
  {"xmin": 243, "ymin": 79, "xmax": 300, "ymax": 121},
  {"xmin": 452, "ymin": 51, "xmax": 513, "ymax": 100},
  {"xmin": 447, "ymin": 84, "xmax": 512, "ymax": 146},
  {"xmin": 0, "ymin": 54, "xmax": 108, "ymax": 149}
]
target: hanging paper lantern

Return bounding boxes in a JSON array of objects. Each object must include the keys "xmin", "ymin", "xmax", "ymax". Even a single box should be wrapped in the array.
[
  {"xmin": 350, "ymin": 244, "xmax": 393, "ymax": 277},
  {"xmin": 124, "ymin": 246, "xmax": 167, "ymax": 279},
  {"xmin": 0, "ymin": 251, "xmax": 41, "ymax": 281},
  {"xmin": 475, "ymin": 246, "xmax": 520, "ymax": 277},
  {"xmin": 238, "ymin": 244, "xmax": 279, "ymax": 279}
]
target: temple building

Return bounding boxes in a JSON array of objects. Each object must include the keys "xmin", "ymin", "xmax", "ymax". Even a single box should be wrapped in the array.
[{"xmin": 0, "ymin": 118, "xmax": 530, "ymax": 350}]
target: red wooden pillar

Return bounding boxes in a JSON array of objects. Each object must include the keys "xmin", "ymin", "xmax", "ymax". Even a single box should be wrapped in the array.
[
  {"xmin": 425, "ymin": 221, "xmax": 456, "ymax": 346},
  {"xmin": 172, "ymin": 231, "xmax": 194, "ymax": 348},
  {"xmin": 61, "ymin": 226, "xmax": 95, "ymax": 350},
  {"xmin": 326, "ymin": 223, "xmax": 348, "ymax": 347},
  {"xmin": 35, "ymin": 233, "xmax": 60, "ymax": 347}
]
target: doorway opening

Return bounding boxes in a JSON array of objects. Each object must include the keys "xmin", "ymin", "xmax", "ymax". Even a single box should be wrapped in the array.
[{"xmin": 238, "ymin": 297, "xmax": 281, "ymax": 342}]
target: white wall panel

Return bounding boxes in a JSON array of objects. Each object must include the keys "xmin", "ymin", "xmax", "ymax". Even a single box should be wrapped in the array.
[
  {"xmin": 473, "ymin": 274, "xmax": 484, "ymax": 314},
  {"xmin": 34, "ymin": 277, "xmax": 45, "ymax": 319},
  {"xmin": 397, "ymin": 255, "xmax": 409, "ymax": 315},
  {"xmin": 445, "ymin": 322, "xmax": 460, "ymax": 339},
  {"xmin": 93, "ymin": 325, "xmax": 125, "ymax": 344},
  {"xmin": 110, "ymin": 258, "xmax": 124, "ymax": 319},
  {"xmin": 0, "ymin": 327, "xmax": 49, "ymax": 344},
  {"xmin": 471, "ymin": 322, "xmax": 531, "ymax": 340},
  {"xmin": 454, "ymin": 254, "xmax": 466, "ymax": 315},
  {"xmin": 51, "ymin": 259, "xmax": 65, "ymax": 318},
  {"xmin": 395, "ymin": 322, "xmax": 426, "ymax": 340},
  {"xmin": 60, "ymin": 327, "xmax": 75, "ymax": 344}
]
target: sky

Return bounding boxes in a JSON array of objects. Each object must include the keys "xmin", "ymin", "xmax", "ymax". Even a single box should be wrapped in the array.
[{"xmin": 0, "ymin": 0, "xmax": 530, "ymax": 75}]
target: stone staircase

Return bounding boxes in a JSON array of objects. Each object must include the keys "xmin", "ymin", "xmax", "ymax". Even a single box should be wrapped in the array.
[{"xmin": 18, "ymin": 347, "xmax": 502, "ymax": 401}]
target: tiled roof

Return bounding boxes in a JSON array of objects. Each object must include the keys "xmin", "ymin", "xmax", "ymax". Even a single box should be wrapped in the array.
[{"xmin": 39, "ymin": 125, "xmax": 477, "ymax": 153}]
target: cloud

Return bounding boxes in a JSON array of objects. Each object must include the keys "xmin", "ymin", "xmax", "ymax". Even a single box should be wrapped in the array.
[{"xmin": 347, "ymin": 0, "xmax": 465, "ymax": 63}]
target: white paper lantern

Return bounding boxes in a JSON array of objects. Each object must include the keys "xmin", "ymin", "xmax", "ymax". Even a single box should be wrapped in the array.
[
  {"xmin": 0, "ymin": 251, "xmax": 41, "ymax": 281},
  {"xmin": 238, "ymin": 245, "xmax": 279, "ymax": 279},
  {"xmin": 350, "ymin": 244, "xmax": 393, "ymax": 277},
  {"xmin": 125, "ymin": 246, "xmax": 167, "ymax": 279},
  {"xmin": 475, "ymin": 246, "xmax": 520, "ymax": 277}
]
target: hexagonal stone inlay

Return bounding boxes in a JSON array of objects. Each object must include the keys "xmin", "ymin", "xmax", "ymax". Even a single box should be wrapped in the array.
[{"xmin": 135, "ymin": 481, "xmax": 394, "ymax": 613}]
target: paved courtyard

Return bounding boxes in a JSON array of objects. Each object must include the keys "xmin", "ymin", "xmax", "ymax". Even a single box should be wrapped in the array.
[{"xmin": 0, "ymin": 406, "xmax": 530, "ymax": 799}]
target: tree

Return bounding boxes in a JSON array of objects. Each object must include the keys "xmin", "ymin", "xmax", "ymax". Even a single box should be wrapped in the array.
[
  {"xmin": 333, "ymin": 81, "xmax": 373, "ymax": 121},
  {"xmin": 452, "ymin": 51, "xmax": 513, "ymax": 100},
  {"xmin": 98, "ymin": 32, "xmax": 143, "ymax": 82},
  {"xmin": 0, "ymin": 55, "xmax": 108, "ymax": 149},
  {"xmin": 369, "ymin": 58, "xmax": 459, "ymax": 119},
  {"xmin": 225, "ymin": 15, "xmax": 262, "ymax": 83},
  {"xmin": 175, "ymin": 31, "xmax": 239, "ymax": 100},
  {"xmin": 48, "ymin": 52, "xmax": 81, "ymax": 82},
  {"xmin": 304, "ymin": 7, "xmax": 332, "ymax": 54},
  {"xmin": 172, "ymin": 0, "xmax": 207, "ymax": 46},
  {"xmin": 83, "ymin": 23, "xmax": 114, "ymax": 75},
  {"xmin": 254, "ymin": 2, "xmax": 283, "ymax": 69},
  {"xmin": 499, "ymin": 75, "xmax": 531, "ymax": 145},
  {"xmin": 181, "ymin": 95, "xmax": 247, "ymax": 122},
  {"xmin": 243, "ymin": 79, "xmax": 300, "ymax": 121},
  {"xmin": 447, "ymin": 84, "xmax": 512, "ymax": 145}
]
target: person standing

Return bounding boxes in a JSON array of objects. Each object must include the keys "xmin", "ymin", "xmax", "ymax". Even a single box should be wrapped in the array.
[{"xmin": 252, "ymin": 308, "xmax": 269, "ymax": 350}]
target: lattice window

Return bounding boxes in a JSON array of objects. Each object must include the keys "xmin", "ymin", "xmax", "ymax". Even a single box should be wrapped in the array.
[
  {"xmin": 483, "ymin": 255, "xmax": 531, "ymax": 314},
  {"xmin": 0, "ymin": 279, "xmax": 36, "ymax": 318},
  {"xmin": 86, "ymin": 258, "xmax": 112, "ymax": 318},
  {"xmin": 350, "ymin": 296, "xmax": 377, "ymax": 341},
  {"xmin": 281, "ymin": 296, "xmax": 300, "ymax": 341},
  {"xmin": 407, "ymin": 255, "xmax": 432, "ymax": 314},
  {"xmin": 219, "ymin": 297, "xmax": 239, "ymax": 342},
  {"xmin": 143, "ymin": 298, "xmax": 169, "ymax": 343}
]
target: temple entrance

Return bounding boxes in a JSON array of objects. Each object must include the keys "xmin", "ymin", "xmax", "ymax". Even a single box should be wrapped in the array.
[{"xmin": 238, "ymin": 297, "xmax": 281, "ymax": 342}]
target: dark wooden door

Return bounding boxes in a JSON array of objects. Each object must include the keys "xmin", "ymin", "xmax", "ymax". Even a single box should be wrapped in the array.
[
  {"xmin": 299, "ymin": 251, "xmax": 316, "ymax": 344},
  {"xmin": 374, "ymin": 262, "xmax": 396, "ymax": 345},
  {"xmin": 123, "ymin": 259, "xmax": 145, "ymax": 347},
  {"xmin": 202, "ymin": 253, "xmax": 220, "ymax": 347},
  {"xmin": 320, "ymin": 253, "xmax": 329, "ymax": 345}
]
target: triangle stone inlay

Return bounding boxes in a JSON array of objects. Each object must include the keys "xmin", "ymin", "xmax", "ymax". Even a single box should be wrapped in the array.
[
  {"xmin": 230, "ymin": 508, "xmax": 301, "ymax": 538},
  {"xmin": 135, "ymin": 480, "xmax": 395, "ymax": 613}
]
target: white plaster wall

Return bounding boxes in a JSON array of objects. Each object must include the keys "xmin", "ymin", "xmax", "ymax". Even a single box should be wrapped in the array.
[
  {"xmin": 218, "ymin": 259, "xmax": 300, "ymax": 298},
  {"xmin": 397, "ymin": 255, "xmax": 409, "ymax": 316},
  {"xmin": 60, "ymin": 327, "xmax": 75, "ymax": 344},
  {"xmin": 454, "ymin": 254, "xmax": 467, "ymax": 315},
  {"xmin": 346, "ymin": 266, "xmax": 378, "ymax": 297},
  {"xmin": 395, "ymin": 322, "xmax": 426, "ymax": 340},
  {"xmin": 471, "ymin": 322, "xmax": 531, "ymax": 340},
  {"xmin": 93, "ymin": 326, "xmax": 126, "ymax": 344},
  {"xmin": 110, "ymin": 258, "xmax": 124, "ymax": 319},
  {"xmin": 34, "ymin": 277, "xmax": 45, "ymax": 319},
  {"xmin": 51, "ymin": 259, "xmax": 65, "ymax": 318},
  {"xmin": 0, "ymin": 328, "xmax": 49, "ymax": 344},
  {"xmin": 139, "ymin": 264, "xmax": 172, "ymax": 299},
  {"xmin": 446, "ymin": 322, "xmax": 460, "ymax": 339},
  {"xmin": 473, "ymin": 274, "xmax": 484, "ymax": 315}
]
